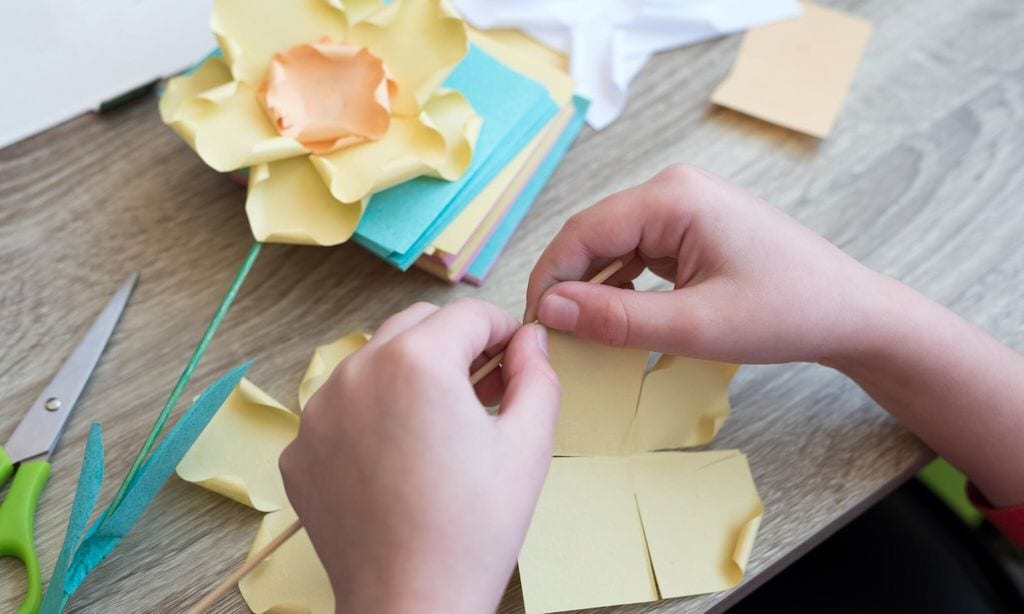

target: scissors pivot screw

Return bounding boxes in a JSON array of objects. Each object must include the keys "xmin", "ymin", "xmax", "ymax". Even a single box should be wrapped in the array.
[{"xmin": 44, "ymin": 397, "xmax": 62, "ymax": 412}]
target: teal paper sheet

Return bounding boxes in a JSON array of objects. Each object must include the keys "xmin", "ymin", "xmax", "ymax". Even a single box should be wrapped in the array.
[
  {"xmin": 466, "ymin": 96, "xmax": 590, "ymax": 282},
  {"xmin": 40, "ymin": 362, "xmax": 251, "ymax": 613},
  {"xmin": 354, "ymin": 44, "xmax": 558, "ymax": 270}
]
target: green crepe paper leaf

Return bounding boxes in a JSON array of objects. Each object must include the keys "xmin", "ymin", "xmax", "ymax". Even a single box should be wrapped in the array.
[{"xmin": 40, "ymin": 362, "xmax": 252, "ymax": 613}]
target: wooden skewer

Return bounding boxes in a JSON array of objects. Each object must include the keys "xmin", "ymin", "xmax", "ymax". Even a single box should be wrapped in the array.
[
  {"xmin": 469, "ymin": 258, "xmax": 623, "ymax": 385},
  {"xmin": 188, "ymin": 259, "xmax": 624, "ymax": 613},
  {"xmin": 187, "ymin": 519, "xmax": 301, "ymax": 614}
]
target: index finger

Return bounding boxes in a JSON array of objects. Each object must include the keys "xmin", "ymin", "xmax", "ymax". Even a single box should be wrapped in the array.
[
  {"xmin": 524, "ymin": 169, "xmax": 697, "ymax": 319},
  {"xmin": 404, "ymin": 298, "xmax": 521, "ymax": 372}
]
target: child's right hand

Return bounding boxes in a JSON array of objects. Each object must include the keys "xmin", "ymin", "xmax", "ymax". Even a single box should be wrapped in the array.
[
  {"xmin": 526, "ymin": 164, "xmax": 886, "ymax": 366},
  {"xmin": 528, "ymin": 164, "xmax": 1024, "ymax": 510}
]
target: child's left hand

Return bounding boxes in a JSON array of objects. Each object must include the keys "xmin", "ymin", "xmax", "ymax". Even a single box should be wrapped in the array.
[{"xmin": 280, "ymin": 299, "xmax": 560, "ymax": 614}]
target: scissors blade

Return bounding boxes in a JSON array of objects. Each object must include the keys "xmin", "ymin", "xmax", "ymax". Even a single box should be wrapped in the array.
[{"xmin": 3, "ymin": 272, "xmax": 138, "ymax": 464}]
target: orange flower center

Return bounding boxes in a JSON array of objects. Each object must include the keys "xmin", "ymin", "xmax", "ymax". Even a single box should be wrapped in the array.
[{"xmin": 258, "ymin": 39, "xmax": 397, "ymax": 155}]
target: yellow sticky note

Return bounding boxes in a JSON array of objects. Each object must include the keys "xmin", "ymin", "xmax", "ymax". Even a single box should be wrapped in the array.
[
  {"xmin": 548, "ymin": 332, "xmax": 739, "ymax": 455},
  {"xmin": 519, "ymin": 452, "xmax": 763, "ymax": 614},
  {"xmin": 298, "ymin": 332, "xmax": 370, "ymax": 409},
  {"xmin": 239, "ymin": 507, "xmax": 334, "ymax": 614},
  {"xmin": 548, "ymin": 332, "xmax": 647, "ymax": 455},
  {"xmin": 518, "ymin": 457, "xmax": 658, "ymax": 614},
  {"xmin": 630, "ymin": 451, "xmax": 764, "ymax": 597},
  {"xmin": 633, "ymin": 355, "xmax": 739, "ymax": 451},
  {"xmin": 710, "ymin": 2, "xmax": 873, "ymax": 137},
  {"xmin": 176, "ymin": 379, "xmax": 297, "ymax": 512}
]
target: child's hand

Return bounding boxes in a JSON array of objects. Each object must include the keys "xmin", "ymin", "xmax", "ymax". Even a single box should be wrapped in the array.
[
  {"xmin": 526, "ymin": 164, "xmax": 884, "ymax": 365},
  {"xmin": 279, "ymin": 300, "xmax": 559, "ymax": 614},
  {"xmin": 529, "ymin": 164, "xmax": 1024, "ymax": 509}
]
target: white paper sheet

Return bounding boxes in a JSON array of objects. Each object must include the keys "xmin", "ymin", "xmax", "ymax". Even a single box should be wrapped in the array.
[
  {"xmin": 1, "ymin": 1, "xmax": 215, "ymax": 148},
  {"xmin": 454, "ymin": 0, "xmax": 802, "ymax": 129}
]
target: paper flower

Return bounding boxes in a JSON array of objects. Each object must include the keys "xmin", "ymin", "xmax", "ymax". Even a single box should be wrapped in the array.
[
  {"xmin": 178, "ymin": 331, "xmax": 761, "ymax": 614},
  {"xmin": 176, "ymin": 333, "xmax": 368, "ymax": 514},
  {"xmin": 177, "ymin": 333, "xmax": 368, "ymax": 613},
  {"xmin": 518, "ymin": 332, "xmax": 763, "ymax": 613},
  {"xmin": 160, "ymin": 0, "xmax": 481, "ymax": 246}
]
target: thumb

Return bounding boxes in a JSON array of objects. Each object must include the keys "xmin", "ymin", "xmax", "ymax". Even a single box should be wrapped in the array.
[
  {"xmin": 536, "ymin": 281, "xmax": 710, "ymax": 355},
  {"xmin": 497, "ymin": 324, "xmax": 561, "ymax": 459}
]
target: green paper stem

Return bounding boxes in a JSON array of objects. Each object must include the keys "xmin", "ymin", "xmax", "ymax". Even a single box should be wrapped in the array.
[{"xmin": 102, "ymin": 241, "xmax": 263, "ymax": 520}]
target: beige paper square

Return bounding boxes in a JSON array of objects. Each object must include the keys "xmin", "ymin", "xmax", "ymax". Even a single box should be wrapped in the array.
[{"xmin": 711, "ymin": 2, "xmax": 873, "ymax": 137}]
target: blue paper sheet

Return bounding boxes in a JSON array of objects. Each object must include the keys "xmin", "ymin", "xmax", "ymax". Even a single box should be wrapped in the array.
[
  {"xmin": 39, "ymin": 425, "xmax": 104, "ymax": 614},
  {"xmin": 40, "ymin": 362, "xmax": 251, "ymax": 613},
  {"xmin": 354, "ymin": 44, "xmax": 558, "ymax": 270},
  {"xmin": 467, "ymin": 96, "xmax": 589, "ymax": 281}
]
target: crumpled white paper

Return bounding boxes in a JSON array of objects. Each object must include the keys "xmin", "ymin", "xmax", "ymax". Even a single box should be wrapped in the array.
[{"xmin": 455, "ymin": 0, "xmax": 802, "ymax": 129}]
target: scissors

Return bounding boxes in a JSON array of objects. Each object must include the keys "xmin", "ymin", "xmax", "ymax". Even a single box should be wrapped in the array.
[{"xmin": 0, "ymin": 273, "xmax": 136, "ymax": 614}]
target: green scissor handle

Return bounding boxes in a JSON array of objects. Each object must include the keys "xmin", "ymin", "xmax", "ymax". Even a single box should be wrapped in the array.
[{"xmin": 0, "ymin": 447, "xmax": 51, "ymax": 614}]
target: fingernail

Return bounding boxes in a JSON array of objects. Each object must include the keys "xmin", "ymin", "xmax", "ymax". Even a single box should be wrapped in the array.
[
  {"xmin": 538, "ymin": 294, "xmax": 579, "ymax": 331},
  {"xmin": 533, "ymin": 324, "xmax": 549, "ymax": 356}
]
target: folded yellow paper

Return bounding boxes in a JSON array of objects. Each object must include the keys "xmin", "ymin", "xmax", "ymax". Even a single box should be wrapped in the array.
[
  {"xmin": 176, "ymin": 379, "xmax": 298, "ymax": 512},
  {"xmin": 548, "ymin": 331, "xmax": 739, "ymax": 455},
  {"xmin": 177, "ymin": 330, "xmax": 370, "ymax": 613},
  {"xmin": 519, "ymin": 451, "xmax": 763, "ymax": 614},
  {"xmin": 239, "ymin": 507, "xmax": 333, "ymax": 614},
  {"xmin": 298, "ymin": 332, "xmax": 370, "ymax": 409}
]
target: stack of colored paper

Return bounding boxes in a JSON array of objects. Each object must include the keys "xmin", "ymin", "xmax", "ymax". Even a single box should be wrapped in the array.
[{"xmin": 358, "ymin": 30, "xmax": 588, "ymax": 284}]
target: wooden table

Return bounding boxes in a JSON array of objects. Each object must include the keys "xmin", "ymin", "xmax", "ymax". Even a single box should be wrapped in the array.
[{"xmin": 2, "ymin": 0, "xmax": 1022, "ymax": 611}]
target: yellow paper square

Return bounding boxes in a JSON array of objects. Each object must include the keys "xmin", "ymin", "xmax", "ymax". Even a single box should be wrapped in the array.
[
  {"xmin": 629, "ymin": 451, "xmax": 764, "ymax": 598},
  {"xmin": 548, "ymin": 332, "xmax": 648, "ymax": 456},
  {"xmin": 518, "ymin": 457, "xmax": 658, "ymax": 614},
  {"xmin": 549, "ymin": 333, "xmax": 738, "ymax": 455},
  {"xmin": 632, "ymin": 355, "xmax": 739, "ymax": 451}
]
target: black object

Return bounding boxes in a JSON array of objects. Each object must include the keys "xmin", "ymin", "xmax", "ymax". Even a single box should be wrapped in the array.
[{"xmin": 728, "ymin": 479, "xmax": 1024, "ymax": 613}]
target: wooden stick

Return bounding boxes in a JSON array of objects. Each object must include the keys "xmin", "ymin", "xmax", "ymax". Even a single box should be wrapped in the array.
[
  {"xmin": 187, "ymin": 519, "xmax": 302, "ymax": 614},
  {"xmin": 469, "ymin": 259, "xmax": 624, "ymax": 385},
  {"xmin": 188, "ymin": 259, "xmax": 624, "ymax": 612}
]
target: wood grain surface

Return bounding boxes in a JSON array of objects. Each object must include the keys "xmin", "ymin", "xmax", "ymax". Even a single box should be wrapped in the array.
[{"xmin": 2, "ymin": 0, "xmax": 1022, "ymax": 611}]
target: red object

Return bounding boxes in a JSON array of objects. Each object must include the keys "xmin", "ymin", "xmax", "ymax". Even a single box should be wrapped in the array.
[{"xmin": 968, "ymin": 483, "xmax": 1024, "ymax": 548}]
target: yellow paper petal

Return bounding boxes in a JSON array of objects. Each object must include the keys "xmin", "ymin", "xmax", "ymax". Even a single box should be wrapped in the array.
[
  {"xmin": 159, "ymin": 56, "xmax": 233, "ymax": 124},
  {"xmin": 519, "ymin": 451, "xmax": 763, "ymax": 613},
  {"xmin": 421, "ymin": 89, "xmax": 480, "ymax": 180},
  {"xmin": 518, "ymin": 457, "xmax": 659, "ymax": 614},
  {"xmin": 176, "ymin": 379, "xmax": 298, "ymax": 512},
  {"xmin": 211, "ymin": 0, "xmax": 349, "ymax": 86},
  {"xmin": 633, "ymin": 356, "xmax": 739, "ymax": 451},
  {"xmin": 239, "ymin": 507, "xmax": 334, "ymax": 614},
  {"xmin": 325, "ymin": 0, "xmax": 385, "ymax": 24},
  {"xmin": 308, "ymin": 87, "xmax": 477, "ymax": 204},
  {"xmin": 246, "ymin": 157, "xmax": 365, "ymax": 246},
  {"xmin": 629, "ymin": 451, "xmax": 764, "ymax": 597},
  {"xmin": 309, "ymin": 114, "xmax": 442, "ymax": 203},
  {"xmin": 164, "ymin": 79, "xmax": 308, "ymax": 172},
  {"xmin": 547, "ymin": 332, "xmax": 648, "ymax": 456},
  {"xmin": 299, "ymin": 332, "xmax": 370, "ymax": 409},
  {"xmin": 348, "ymin": 0, "xmax": 468, "ymax": 116}
]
